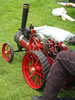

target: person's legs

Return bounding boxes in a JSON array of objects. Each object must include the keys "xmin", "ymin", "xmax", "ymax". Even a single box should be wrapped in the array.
[
  {"xmin": 43, "ymin": 51, "xmax": 69, "ymax": 100},
  {"xmin": 32, "ymin": 51, "xmax": 75, "ymax": 100},
  {"xmin": 43, "ymin": 51, "xmax": 75, "ymax": 100}
]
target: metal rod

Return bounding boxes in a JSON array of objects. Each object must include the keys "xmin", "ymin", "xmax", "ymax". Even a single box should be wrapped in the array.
[{"xmin": 14, "ymin": 49, "xmax": 26, "ymax": 52}]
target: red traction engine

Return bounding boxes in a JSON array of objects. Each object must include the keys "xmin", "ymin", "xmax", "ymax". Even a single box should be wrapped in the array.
[{"xmin": 2, "ymin": 4, "xmax": 73, "ymax": 90}]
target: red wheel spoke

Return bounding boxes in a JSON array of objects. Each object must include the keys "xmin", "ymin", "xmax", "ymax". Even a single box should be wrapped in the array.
[
  {"xmin": 31, "ymin": 57, "xmax": 34, "ymax": 66},
  {"xmin": 7, "ymin": 50, "xmax": 11, "ymax": 54},
  {"xmin": 28, "ymin": 72, "xmax": 35, "ymax": 79},
  {"xmin": 34, "ymin": 59, "xmax": 39, "ymax": 66},
  {"xmin": 26, "ymin": 57, "xmax": 32, "ymax": 62},
  {"xmin": 31, "ymin": 43, "xmax": 36, "ymax": 50},
  {"xmin": 24, "ymin": 64, "xmax": 35, "ymax": 72},
  {"xmin": 38, "ymin": 38, "xmax": 41, "ymax": 43},
  {"xmin": 34, "ymin": 74, "xmax": 42, "ymax": 85},
  {"xmin": 35, "ymin": 71, "xmax": 43, "ymax": 78},
  {"xmin": 32, "ymin": 43, "xmax": 35, "ymax": 48},
  {"xmin": 28, "ymin": 62, "xmax": 32, "ymax": 67},
  {"xmin": 37, "ymin": 77, "xmax": 42, "ymax": 85},
  {"xmin": 6, "ymin": 52, "xmax": 11, "ymax": 56},
  {"xmin": 33, "ymin": 37, "xmax": 38, "ymax": 45},
  {"xmin": 6, "ymin": 54, "xmax": 10, "ymax": 60},
  {"xmin": 34, "ymin": 75, "xmax": 38, "ymax": 84},
  {"xmin": 6, "ymin": 45, "xmax": 9, "ymax": 50},
  {"xmin": 26, "ymin": 57, "xmax": 35, "ymax": 66}
]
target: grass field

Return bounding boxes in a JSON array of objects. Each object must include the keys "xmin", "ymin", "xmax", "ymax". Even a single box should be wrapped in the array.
[{"xmin": 0, "ymin": 0, "xmax": 75, "ymax": 100}]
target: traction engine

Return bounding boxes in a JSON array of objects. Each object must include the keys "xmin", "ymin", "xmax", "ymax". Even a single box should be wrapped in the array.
[{"xmin": 2, "ymin": 4, "xmax": 74, "ymax": 90}]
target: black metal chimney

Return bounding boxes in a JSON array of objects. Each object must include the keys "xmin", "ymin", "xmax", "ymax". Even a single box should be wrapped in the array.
[{"xmin": 21, "ymin": 4, "xmax": 30, "ymax": 31}]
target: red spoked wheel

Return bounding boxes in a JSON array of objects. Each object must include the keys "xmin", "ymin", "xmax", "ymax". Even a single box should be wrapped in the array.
[
  {"xmin": 22, "ymin": 51, "xmax": 49, "ymax": 89},
  {"xmin": 29, "ymin": 35, "xmax": 43, "ymax": 51},
  {"xmin": 2, "ymin": 43, "xmax": 14, "ymax": 62}
]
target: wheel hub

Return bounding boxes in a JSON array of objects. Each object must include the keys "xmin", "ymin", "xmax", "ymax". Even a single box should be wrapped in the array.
[
  {"xmin": 29, "ymin": 67, "xmax": 35, "ymax": 73},
  {"xmin": 36, "ymin": 66, "xmax": 41, "ymax": 72},
  {"xmin": 5, "ymin": 51, "xmax": 8, "ymax": 54}
]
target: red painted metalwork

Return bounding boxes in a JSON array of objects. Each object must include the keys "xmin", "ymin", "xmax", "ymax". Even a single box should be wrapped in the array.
[
  {"xmin": 22, "ymin": 52, "xmax": 43, "ymax": 89},
  {"xmin": 29, "ymin": 35, "xmax": 43, "ymax": 51},
  {"xmin": 20, "ymin": 39, "xmax": 29, "ymax": 51},
  {"xmin": 62, "ymin": 44, "xmax": 68, "ymax": 50},
  {"xmin": 31, "ymin": 29, "xmax": 36, "ymax": 34}
]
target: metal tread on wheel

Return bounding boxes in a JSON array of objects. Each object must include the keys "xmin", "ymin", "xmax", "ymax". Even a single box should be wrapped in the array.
[
  {"xmin": 32, "ymin": 51, "xmax": 50, "ymax": 80},
  {"xmin": 22, "ymin": 50, "xmax": 50, "ymax": 90}
]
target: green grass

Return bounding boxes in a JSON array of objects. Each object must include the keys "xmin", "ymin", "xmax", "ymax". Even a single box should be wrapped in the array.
[{"xmin": 0, "ymin": 0, "xmax": 75, "ymax": 100}]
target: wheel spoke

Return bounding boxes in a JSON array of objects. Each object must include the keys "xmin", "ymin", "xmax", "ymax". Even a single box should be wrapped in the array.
[
  {"xmin": 34, "ymin": 74, "xmax": 42, "ymax": 85},
  {"xmin": 26, "ymin": 57, "xmax": 32, "ymax": 62},
  {"xmin": 32, "ymin": 43, "xmax": 35, "ymax": 48},
  {"xmin": 34, "ymin": 75, "xmax": 38, "ymax": 84},
  {"xmin": 28, "ymin": 72, "xmax": 35, "ymax": 79},
  {"xmin": 29, "ymin": 55, "xmax": 35, "ymax": 65},
  {"xmin": 33, "ymin": 37, "xmax": 38, "ymax": 45},
  {"xmin": 37, "ymin": 76, "xmax": 42, "ymax": 85},
  {"xmin": 6, "ymin": 45, "xmax": 9, "ymax": 50},
  {"xmin": 32, "ymin": 57, "xmax": 34, "ymax": 66},
  {"xmin": 7, "ymin": 50, "xmax": 11, "ymax": 54},
  {"xmin": 38, "ymin": 38, "xmax": 41, "ymax": 43},
  {"xmin": 6, "ymin": 54, "xmax": 10, "ymax": 60},
  {"xmin": 34, "ymin": 59, "xmax": 39, "ymax": 66},
  {"xmin": 35, "ymin": 71, "xmax": 43, "ymax": 78}
]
